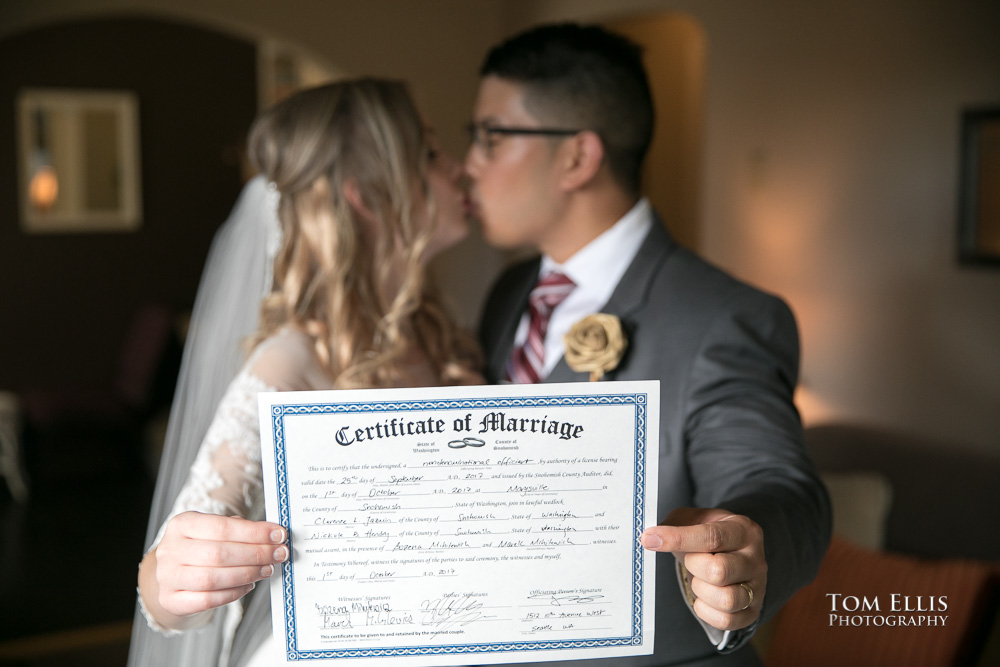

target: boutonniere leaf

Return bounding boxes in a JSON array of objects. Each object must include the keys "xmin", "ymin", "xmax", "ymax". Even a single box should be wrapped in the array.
[{"xmin": 563, "ymin": 313, "xmax": 628, "ymax": 381}]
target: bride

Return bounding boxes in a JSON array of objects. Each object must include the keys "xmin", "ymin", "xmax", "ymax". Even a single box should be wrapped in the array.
[{"xmin": 130, "ymin": 78, "xmax": 482, "ymax": 666}]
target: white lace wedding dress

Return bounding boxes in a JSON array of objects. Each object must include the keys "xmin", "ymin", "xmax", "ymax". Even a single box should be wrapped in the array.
[{"xmin": 142, "ymin": 327, "xmax": 332, "ymax": 666}]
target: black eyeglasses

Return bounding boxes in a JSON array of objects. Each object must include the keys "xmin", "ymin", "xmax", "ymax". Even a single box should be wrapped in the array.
[{"xmin": 466, "ymin": 121, "xmax": 581, "ymax": 158}]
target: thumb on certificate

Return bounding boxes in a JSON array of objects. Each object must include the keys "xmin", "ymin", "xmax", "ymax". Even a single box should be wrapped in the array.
[{"xmin": 639, "ymin": 507, "xmax": 737, "ymax": 553}]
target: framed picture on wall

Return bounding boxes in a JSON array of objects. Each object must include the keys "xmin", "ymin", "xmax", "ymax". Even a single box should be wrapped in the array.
[
  {"xmin": 16, "ymin": 88, "xmax": 142, "ymax": 233},
  {"xmin": 958, "ymin": 107, "xmax": 1000, "ymax": 266}
]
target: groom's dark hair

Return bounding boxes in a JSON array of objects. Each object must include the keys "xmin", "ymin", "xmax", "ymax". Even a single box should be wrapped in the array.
[{"xmin": 480, "ymin": 22, "xmax": 654, "ymax": 195}]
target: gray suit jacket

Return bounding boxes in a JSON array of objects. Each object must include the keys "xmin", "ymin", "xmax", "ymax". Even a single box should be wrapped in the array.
[{"xmin": 479, "ymin": 220, "xmax": 831, "ymax": 666}]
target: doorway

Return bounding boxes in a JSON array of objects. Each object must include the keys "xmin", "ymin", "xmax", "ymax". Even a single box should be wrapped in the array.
[{"xmin": 604, "ymin": 13, "xmax": 706, "ymax": 250}]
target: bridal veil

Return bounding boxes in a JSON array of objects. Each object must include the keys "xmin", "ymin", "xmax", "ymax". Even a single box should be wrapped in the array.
[{"xmin": 127, "ymin": 175, "xmax": 280, "ymax": 667}]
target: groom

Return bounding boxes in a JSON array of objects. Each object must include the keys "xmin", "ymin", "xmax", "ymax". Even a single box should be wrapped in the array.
[{"xmin": 466, "ymin": 23, "xmax": 831, "ymax": 666}]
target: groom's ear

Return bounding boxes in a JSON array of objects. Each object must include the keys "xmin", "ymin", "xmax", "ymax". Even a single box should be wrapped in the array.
[{"xmin": 558, "ymin": 130, "xmax": 605, "ymax": 192}]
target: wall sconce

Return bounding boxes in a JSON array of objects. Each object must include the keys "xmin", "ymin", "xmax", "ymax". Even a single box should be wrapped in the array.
[{"xmin": 27, "ymin": 109, "xmax": 59, "ymax": 211}]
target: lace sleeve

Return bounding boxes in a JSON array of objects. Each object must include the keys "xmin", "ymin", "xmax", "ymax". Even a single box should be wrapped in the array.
[
  {"xmin": 151, "ymin": 328, "xmax": 323, "ymax": 549},
  {"xmin": 141, "ymin": 368, "xmax": 276, "ymax": 636},
  {"xmin": 151, "ymin": 370, "xmax": 275, "ymax": 549}
]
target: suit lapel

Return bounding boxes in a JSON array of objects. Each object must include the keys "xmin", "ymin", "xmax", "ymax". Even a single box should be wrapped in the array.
[
  {"xmin": 487, "ymin": 259, "xmax": 539, "ymax": 382},
  {"xmin": 601, "ymin": 216, "xmax": 674, "ymax": 320},
  {"xmin": 544, "ymin": 216, "xmax": 677, "ymax": 384},
  {"xmin": 545, "ymin": 356, "xmax": 590, "ymax": 383}
]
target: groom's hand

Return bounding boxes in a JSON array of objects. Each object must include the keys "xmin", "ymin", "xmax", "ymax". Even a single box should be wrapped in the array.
[{"xmin": 641, "ymin": 507, "xmax": 766, "ymax": 631}]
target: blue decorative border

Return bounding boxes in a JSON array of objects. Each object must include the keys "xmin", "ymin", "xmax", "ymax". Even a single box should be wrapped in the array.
[{"xmin": 269, "ymin": 392, "xmax": 649, "ymax": 661}]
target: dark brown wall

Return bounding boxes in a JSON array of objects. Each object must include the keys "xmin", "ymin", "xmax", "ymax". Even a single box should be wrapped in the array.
[{"xmin": 0, "ymin": 16, "xmax": 257, "ymax": 391}]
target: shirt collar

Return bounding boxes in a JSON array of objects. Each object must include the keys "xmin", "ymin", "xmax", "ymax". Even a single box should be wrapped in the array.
[{"xmin": 540, "ymin": 197, "xmax": 653, "ymax": 292}]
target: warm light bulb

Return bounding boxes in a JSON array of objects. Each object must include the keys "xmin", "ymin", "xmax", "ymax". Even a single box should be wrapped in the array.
[{"xmin": 29, "ymin": 165, "xmax": 59, "ymax": 211}]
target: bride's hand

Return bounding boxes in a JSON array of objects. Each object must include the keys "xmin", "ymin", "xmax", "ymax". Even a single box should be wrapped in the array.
[{"xmin": 143, "ymin": 511, "xmax": 288, "ymax": 624}]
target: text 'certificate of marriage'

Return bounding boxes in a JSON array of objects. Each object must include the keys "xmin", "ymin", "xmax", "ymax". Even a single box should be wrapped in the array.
[{"xmin": 259, "ymin": 380, "xmax": 659, "ymax": 666}]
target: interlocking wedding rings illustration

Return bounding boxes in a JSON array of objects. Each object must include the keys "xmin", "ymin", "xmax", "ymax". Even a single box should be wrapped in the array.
[{"xmin": 447, "ymin": 437, "xmax": 487, "ymax": 448}]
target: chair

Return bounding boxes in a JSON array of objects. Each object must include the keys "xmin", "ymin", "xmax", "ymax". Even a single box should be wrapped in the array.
[
  {"xmin": 19, "ymin": 303, "xmax": 181, "ymax": 486},
  {"xmin": 0, "ymin": 391, "xmax": 29, "ymax": 501},
  {"xmin": 755, "ymin": 423, "xmax": 1000, "ymax": 667}
]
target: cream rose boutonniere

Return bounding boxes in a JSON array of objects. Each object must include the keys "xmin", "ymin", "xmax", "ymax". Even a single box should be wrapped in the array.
[{"xmin": 563, "ymin": 313, "xmax": 628, "ymax": 382}]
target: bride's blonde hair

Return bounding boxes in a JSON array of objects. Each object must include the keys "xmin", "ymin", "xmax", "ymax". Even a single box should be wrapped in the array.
[{"xmin": 247, "ymin": 78, "xmax": 480, "ymax": 388}]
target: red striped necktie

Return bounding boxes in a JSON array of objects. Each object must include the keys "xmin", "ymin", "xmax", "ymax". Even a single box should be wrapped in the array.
[{"xmin": 505, "ymin": 272, "xmax": 576, "ymax": 384}]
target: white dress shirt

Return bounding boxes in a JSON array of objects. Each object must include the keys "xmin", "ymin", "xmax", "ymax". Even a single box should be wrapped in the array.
[{"xmin": 511, "ymin": 197, "xmax": 653, "ymax": 379}]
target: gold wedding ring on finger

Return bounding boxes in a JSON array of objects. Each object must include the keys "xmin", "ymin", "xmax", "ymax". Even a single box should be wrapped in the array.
[{"xmin": 738, "ymin": 582, "xmax": 754, "ymax": 611}]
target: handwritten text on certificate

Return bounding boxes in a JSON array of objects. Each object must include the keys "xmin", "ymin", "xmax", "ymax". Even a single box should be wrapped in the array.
[{"xmin": 259, "ymin": 381, "xmax": 659, "ymax": 666}]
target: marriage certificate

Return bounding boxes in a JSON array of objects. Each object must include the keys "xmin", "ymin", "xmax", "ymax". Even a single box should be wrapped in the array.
[{"xmin": 259, "ymin": 380, "xmax": 659, "ymax": 665}]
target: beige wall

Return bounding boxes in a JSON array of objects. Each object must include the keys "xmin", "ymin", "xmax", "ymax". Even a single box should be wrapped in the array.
[{"xmin": 3, "ymin": 0, "xmax": 999, "ymax": 452}]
